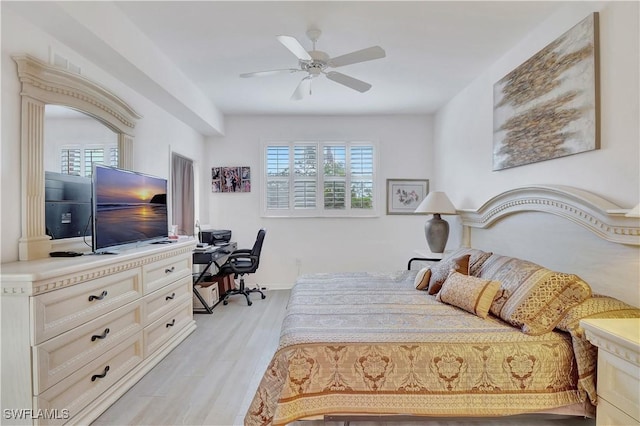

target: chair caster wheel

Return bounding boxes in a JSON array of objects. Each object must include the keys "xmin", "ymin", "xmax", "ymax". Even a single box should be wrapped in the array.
[
  {"xmin": 261, "ymin": 294, "xmax": 266, "ymax": 299},
  {"xmin": 223, "ymin": 300, "xmax": 228, "ymax": 305},
  {"xmin": 248, "ymin": 301, "xmax": 252, "ymax": 306}
]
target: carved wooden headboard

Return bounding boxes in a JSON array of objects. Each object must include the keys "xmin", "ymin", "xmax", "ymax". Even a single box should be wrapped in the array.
[{"xmin": 457, "ymin": 185, "xmax": 640, "ymax": 307}]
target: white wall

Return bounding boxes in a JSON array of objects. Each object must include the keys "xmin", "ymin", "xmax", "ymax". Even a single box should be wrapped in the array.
[
  {"xmin": 204, "ymin": 115, "xmax": 434, "ymax": 288},
  {"xmin": 434, "ymin": 1, "xmax": 639, "ymax": 211},
  {"xmin": 1, "ymin": 8, "xmax": 208, "ymax": 263}
]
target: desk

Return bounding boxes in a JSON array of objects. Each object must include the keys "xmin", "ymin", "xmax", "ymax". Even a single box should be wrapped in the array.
[{"xmin": 192, "ymin": 242, "xmax": 236, "ymax": 313}]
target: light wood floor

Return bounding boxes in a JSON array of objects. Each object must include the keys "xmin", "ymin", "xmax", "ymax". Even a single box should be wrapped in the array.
[{"xmin": 92, "ymin": 289, "xmax": 595, "ymax": 426}]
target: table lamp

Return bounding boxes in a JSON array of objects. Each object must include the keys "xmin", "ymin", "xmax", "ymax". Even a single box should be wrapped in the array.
[{"xmin": 414, "ymin": 191, "xmax": 456, "ymax": 253}]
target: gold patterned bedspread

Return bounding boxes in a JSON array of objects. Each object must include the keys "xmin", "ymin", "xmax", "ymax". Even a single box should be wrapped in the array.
[{"xmin": 245, "ymin": 272, "xmax": 585, "ymax": 426}]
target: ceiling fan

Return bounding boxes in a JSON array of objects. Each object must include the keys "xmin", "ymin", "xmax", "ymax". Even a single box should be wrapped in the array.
[{"xmin": 240, "ymin": 29, "xmax": 386, "ymax": 100}]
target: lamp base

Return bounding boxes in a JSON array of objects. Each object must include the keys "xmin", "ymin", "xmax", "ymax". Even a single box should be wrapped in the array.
[{"xmin": 425, "ymin": 213, "xmax": 449, "ymax": 253}]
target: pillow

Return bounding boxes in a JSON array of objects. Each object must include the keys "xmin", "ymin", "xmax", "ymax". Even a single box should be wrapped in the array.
[
  {"xmin": 476, "ymin": 255, "xmax": 545, "ymax": 317},
  {"xmin": 467, "ymin": 249, "xmax": 494, "ymax": 276},
  {"xmin": 556, "ymin": 294, "xmax": 640, "ymax": 334},
  {"xmin": 500, "ymin": 270, "xmax": 592, "ymax": 335},
  {"xmin": 425, "ymin": 248, "xmax": 493, "ymax": 295},
  {"xmin": 436, "ymin": 271, "xmax": 500, "ymax": 319},
  {"xmin": 427, "ymin": 254, "xmax": 470, "ymax": 294},
  {"xmin": 438, "ymin": 248, "xmax": 494, "ymax": 276},
  {"xmin": 414, "ymin": 267, "xmax": 432, "ymax": 290}
]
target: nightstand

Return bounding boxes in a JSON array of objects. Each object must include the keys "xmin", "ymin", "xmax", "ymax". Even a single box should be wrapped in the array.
[
  {"xmin": 407, "ymin": 249, "xmax": 446, "ymax": 270},
  {"xmin": 581, "ymin": 318, "xmax": 640, "ymax": 425}
]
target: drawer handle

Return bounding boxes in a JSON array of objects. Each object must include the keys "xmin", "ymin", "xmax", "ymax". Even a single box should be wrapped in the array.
[
  {"xmin": 91, "ymin": 365, "xmax": 110, "ymax": 382},
  {"xmin": 165, "ymin": 292, "xmax": 176, "ymax": 301},
  {"xmin": 166, "ymin": 319, "xmax": 176, "ymax": 328},
  {"xmin": 91, "ymin": 328, "xmax": 110, "ymax": 341},
  {"xmin": 165, "ymin": 266, "xmax": 175, "ymax": 273},
  {"xmin": 88, "ymin": 290, "xmax": 108, "ymax": 302}
]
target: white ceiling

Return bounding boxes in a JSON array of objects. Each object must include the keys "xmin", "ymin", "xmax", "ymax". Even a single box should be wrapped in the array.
[{"xmin": 114, "ymin": 1, "xmax": 567, "ymax": 116}]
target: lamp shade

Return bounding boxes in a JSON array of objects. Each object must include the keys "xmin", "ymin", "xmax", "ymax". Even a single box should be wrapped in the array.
[{"xmin": 414, "ymin": 191, "xmax": 456, "ymax": 214}]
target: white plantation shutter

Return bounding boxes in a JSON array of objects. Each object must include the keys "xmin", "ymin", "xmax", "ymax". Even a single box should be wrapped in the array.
[
  {"xmin": 267, "ymin": 181, "xmax": 289, "ymax": 209},
  {"xmin": 294, "ymin": 145, "xmax": 317, "ymax": 209},
  {"xmin": 294, "ymin": 180, "xmax": 316, "ymax": 208},
  {"xmin": 61, "ymin": 148, "xmax": 81, "ymax": 175},
  {"xmin": 323, "ymin": 146, "xmax": 346, "ymax": 177},
  {"xmin": 323, "ymin": 145, "xmax": 346, "ymax": 209},
  {"xmin": 266, "ymin": 146, "xmax": 290, "ymax": 209},
  {"xmin": 109, "ymin": 147, "xmax": 118, "ymax": 166},
  {"xmin": 84, "ymin": 148, "xmax": 104, "ymax": 177},
  {"xmin": 324, "ymin": 181, "xmax": 346, "ymax": 209},
  {"xmin": 60, "ymin": 145, "xmax": 117, "ymax": 177},
  {"xmin": 264, "ymin": 141, "xmax": 375, "ymax": 216},
  {"xmin": 350, "ymin": 145, "xmax": 374, "ymax": 209}
]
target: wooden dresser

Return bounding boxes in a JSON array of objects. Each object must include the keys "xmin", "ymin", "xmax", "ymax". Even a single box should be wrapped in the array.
[
  {"xmin": 581, "ymin": 318, "xmax": 640, "ymax": 426},
  {"xmin": 1, "ymin": 239, "xmax": 197, "ymax": 425}
]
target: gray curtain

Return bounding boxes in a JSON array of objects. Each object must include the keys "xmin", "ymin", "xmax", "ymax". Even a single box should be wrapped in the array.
[{"xmin": 171, "ymin": 153, "xmax": 195, "ymax": 236}]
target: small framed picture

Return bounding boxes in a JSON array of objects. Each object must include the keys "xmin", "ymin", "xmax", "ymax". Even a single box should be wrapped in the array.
[
  {"xmin": 386, "ymin": 179, "xmax": 429, "ymax": 215},
  {"xmin": 212, "ymin": 166, "xmax": 251, "ymax": 193}
]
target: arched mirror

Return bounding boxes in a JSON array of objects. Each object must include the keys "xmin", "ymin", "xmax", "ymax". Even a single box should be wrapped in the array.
[
  {"xmin": 44, "ymin": 105, "xmax": 118, "ymax": 243},
  {"xmin": 13, "ymin": 54, "xmax": 141, "ymax": 260}
]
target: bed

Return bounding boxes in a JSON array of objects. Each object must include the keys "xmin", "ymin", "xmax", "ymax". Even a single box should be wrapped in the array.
[{"xmin": 245, "ymin": 186, "xmax": 640, "ymax": 426}]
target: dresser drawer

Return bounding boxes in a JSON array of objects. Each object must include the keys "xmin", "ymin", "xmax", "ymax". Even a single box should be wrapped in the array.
[
  {"xmin": 142, "ymin": 255, "xmax": 190, "ymax": 295},
  {"xmin": 33, "ymin": 301, "xmax": 143, "ymax": 395},
  {"xmin": 597, "ymin": 349, "xmax": 640, "ymax": 422},
  {"xmin": 143, "ymin": 301, "xmax": 192, "ymax": 358},
  {"xmin": 31, "ymin": 268, "xmax": 142, "ymax": 344},
  {"xmin": 143, "ymin": 275, "xmax": 191, "ymax": 326},
  {"xmin": 34, "ymin": 332, "xmax": 143, "ymax": 426}
]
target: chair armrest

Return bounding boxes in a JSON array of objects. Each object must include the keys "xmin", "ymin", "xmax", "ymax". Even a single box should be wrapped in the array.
[
  {"xmin": 230, "ymin": 249, "xmax": 252, "ymax": 255},
  {"xmin": 226, "ymin": 253, "xmax": 259, "ymax": 273},
  {"xmin": 227, "ymin": 251, "xmax": 253, "ymax": 261}
]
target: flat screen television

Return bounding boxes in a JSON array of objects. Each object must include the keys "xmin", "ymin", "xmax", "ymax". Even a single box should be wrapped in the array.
[
  {"xmin": 92, "ymin": 164, "xmax": 168, "ymax": 253},
  {"xmin": 45, "ymin": 171, "xmax": 92, "ymax": 239}
]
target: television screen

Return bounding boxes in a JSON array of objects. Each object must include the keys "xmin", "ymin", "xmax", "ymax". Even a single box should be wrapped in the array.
[{"xmin": 92, "ymin": 165, "xmax": 168, "ymax": 252}]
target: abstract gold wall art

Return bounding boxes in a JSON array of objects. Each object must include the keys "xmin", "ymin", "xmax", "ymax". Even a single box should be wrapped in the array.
[{"xmin": 493, "ymin": 13, "xmax": 600, "ymax": 171}]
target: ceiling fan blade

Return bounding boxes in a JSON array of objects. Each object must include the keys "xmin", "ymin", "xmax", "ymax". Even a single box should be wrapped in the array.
[
  {"xmin": 329, "ymin": 46, "xmax": 386, "ymax": 68},
  {"xmin": 325, "ymin": 71, "xmax": 372, "ymax": 93},
  {"xmin": 291, "ymin": 76, "xmax": 312, "ymax": 101},
  {"xmin": 277, "ymin": 35, "xmax": 312, "ymax": 61},
  {"xmin": 240, "ymin": 69, "xmax": 300, "ymax": 78}
]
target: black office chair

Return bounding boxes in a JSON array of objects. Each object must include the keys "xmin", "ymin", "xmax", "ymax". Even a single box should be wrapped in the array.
[{"xmin": 217, "ymin": 229, "xmax": 267, "ymax": 306}]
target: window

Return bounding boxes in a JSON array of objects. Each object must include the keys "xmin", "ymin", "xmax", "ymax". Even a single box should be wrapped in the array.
[
  {"xmin": 109, "ymin": 147, "xmax": 118, "ymax": 167},
  {"xmin": 294, "ymin": 145, "xmax": 317, "ymax": 209},
  {"xmin": 60, "ymin": 148, "xmax": 81, "ymax": 176},
  {"xmin": 84, "ymin": 148, "xmax": 104, "ymax": 177},
  {"xmin": 266, "ymin": 146, "xmax": 290, "ymax": 209},
  {"xmin": 264, "ymin": 141, "xmax": 376, "ymax": 217},
  {"xmin": 59, "ymin": 145, "xmax": 118, "ymax": 177}
]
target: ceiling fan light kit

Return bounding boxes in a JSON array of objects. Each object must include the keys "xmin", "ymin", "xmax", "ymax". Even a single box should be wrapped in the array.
[{"xmin": 241, "ymin": 28, "xmax": 386, "ymax": 100}]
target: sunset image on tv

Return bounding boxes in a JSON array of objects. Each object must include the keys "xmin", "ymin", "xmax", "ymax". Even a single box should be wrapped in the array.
[{"xmin": 94, "ymin": 166, "xmax": 168, "ymax": 251}]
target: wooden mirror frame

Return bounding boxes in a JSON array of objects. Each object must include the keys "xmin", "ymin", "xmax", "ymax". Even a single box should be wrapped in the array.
[{"xmin": 13, "ymin": 54, "xmax": 141, "ymax": 260}]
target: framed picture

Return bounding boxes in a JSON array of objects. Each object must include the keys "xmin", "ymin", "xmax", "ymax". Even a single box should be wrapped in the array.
[
  {"xmin": 212, "ymin": 166, "xmax": 251, "ymax": 192},
  {"xmin": 386, "ymin": 179, "xmax": 429, "ymax": 215},
  {"xmin": 493, "ymin": 13, "xmax": 599, "ymax": 170}
]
